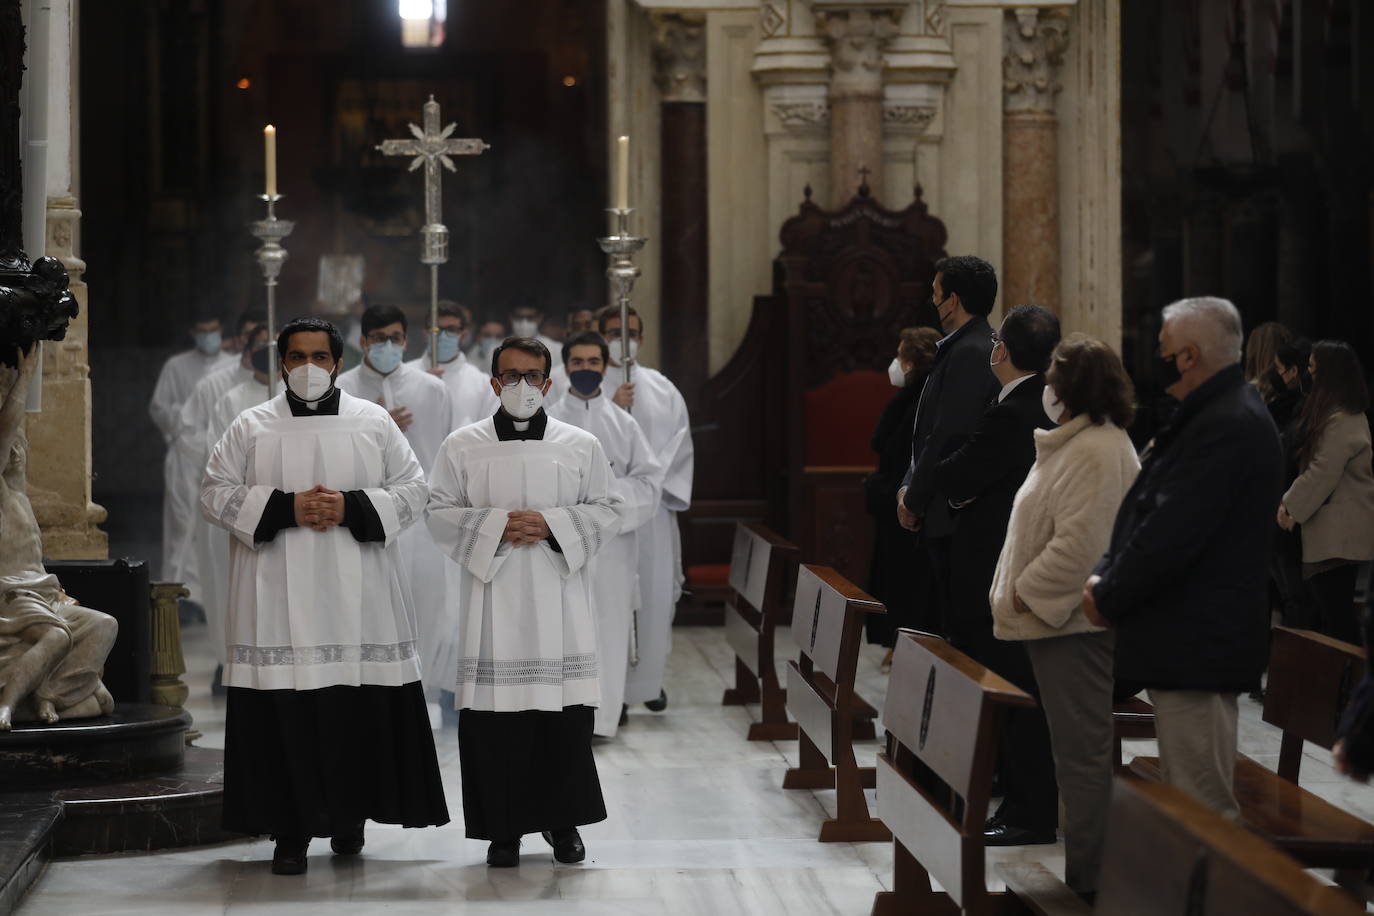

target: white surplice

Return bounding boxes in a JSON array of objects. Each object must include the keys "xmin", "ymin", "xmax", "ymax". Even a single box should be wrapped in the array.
[
  {"xmin": 548, "ymin": 391, "xmax": 664, "ymax": 736},
  {"xmin": 200, "ymin": 391, "xmax": 429, "ymax": 690},
  {"xmin": 426, "ymin": 413, "xmax": 622, "ymax": 712},
  {"xmin": 599, "ymin": 363, "xmax": 695, "ymax": 706},
  {"xmin": 406, "ymin": 352, "xmax": 498, "ymax": 431},
  {"xmin": 339, "ymin": 360, "xmax": 456, "ymax": 700},
  {"xmin": 152, "ymin": 348, "xmax": 236, "ymax": 587},
  {"xmin": 196, "ymin": 376, "xmax": 270, "ymax": 665}
]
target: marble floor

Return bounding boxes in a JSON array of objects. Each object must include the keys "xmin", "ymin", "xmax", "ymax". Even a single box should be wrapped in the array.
[{"xmin": 16, "ymin": 622, "xmax": 1374, "ymax": 914}]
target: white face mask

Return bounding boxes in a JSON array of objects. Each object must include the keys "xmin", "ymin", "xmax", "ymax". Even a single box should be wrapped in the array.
[
  {"xmin": 610, "ymin": 337, "xmax": 639, "ymax": 364},
  {"xmin": 500, "ymin": 379, "xmax": 544, "ymax": 420},
  {"xmin": 511, "ymin": 318, "xmax": 539, "ymax": 338},
  {"xmin": 1041, "ymin": 384, "xmax": 1066, "ymax": 425},
  {"xmin": 887, "ymin": 359, "xmax": 907, "ymax": 388},
  {"xmin": 286, "ymin": 363, "xmax": 335, "ymax": 402}
]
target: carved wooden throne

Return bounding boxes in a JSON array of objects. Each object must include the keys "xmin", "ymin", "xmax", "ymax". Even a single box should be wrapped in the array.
[{"xmin": 682, "ymin": 185, "xmax": 948, "ymax": 609}]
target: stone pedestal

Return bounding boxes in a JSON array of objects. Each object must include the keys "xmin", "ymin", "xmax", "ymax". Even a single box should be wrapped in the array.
[
  {"xmin": 23, "ymin": 201, "xmax": 108, "ymax": 560},
  {"xmin": 1002, "ymin": 7, "xmax": 1070, "ymax": 311},
  {"xmin": 653, "ymin": 12, "xmax": 709, "ymax": 410}
]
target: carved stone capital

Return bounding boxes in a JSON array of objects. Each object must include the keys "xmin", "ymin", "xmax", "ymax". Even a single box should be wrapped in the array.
[
  {"xmin": 772, "ymin": 99, "xmax": 832, "ymax": 130},
  {"xmin": 814, "ymin": 6, "xmax": 902, "ymax": 98},
  {"xmin": 652, "ymin": 12, "xmax": 707, "ymax": 104},
  {"xmin": 883, "ymin": 102, "xmax": 936, "ymax": 134},
  {"xmin": 1003, "ymin": 7, "xmax": 1071, "ymax": 115}
]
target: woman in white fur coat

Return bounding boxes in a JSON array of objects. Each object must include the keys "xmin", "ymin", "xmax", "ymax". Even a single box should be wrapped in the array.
[{"xmin": 988, "ymin": 333, "xmax": 1140, "ymax": 898}]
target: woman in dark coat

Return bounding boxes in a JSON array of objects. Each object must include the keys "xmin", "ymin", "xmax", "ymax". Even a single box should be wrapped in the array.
[{"xmin": 865, "ymin": 326, "xmax": 941, "ymax": 666}]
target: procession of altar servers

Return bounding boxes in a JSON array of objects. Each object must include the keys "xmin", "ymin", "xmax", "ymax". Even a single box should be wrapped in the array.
[{"xmin": 149, "ymin": 315, "xmax": 694, "ymax": 735}]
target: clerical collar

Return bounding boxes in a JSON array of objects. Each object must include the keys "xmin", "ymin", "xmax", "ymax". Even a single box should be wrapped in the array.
[
  {"xmin": 285, "ymin": 387, "xmax": 341, "ymax": 417},
  {"xmin": 493, "ymin": 408, "xmax": 548, "ymax": 441}
]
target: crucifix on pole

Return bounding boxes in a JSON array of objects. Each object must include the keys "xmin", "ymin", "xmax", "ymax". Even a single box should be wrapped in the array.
[{"xmin": 376, "ymin": 95, "xmax": 489, "ymax": 368}]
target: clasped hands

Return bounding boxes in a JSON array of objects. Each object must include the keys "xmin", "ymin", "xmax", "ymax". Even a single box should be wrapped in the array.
[
  {"xmin": 502, "ymin": 510, "xmax": 551, "ymax": 547},
  {"xmin": 294, "ymin": 485, "xmax": 345, "ymax": 532}
]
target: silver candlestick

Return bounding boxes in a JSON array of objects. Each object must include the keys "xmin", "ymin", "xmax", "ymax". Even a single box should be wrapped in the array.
[
  {"xmin": 598, "ymin": 206, "xmax": 647, "ymax": 666},
  {"xmin": 251, "ymin": 194, "xmax": 295, "ymax": 397}
]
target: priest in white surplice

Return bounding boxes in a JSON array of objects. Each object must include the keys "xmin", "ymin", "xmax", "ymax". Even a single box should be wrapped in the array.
[
  {"xmin": 201, "ymin": 318, "xmax": 448, "ymax": 877},
  {"xmin": 427, "ymin": 337, "xmax": 621, "ymax": 868},
  {"xmin": 595, "ymin": 306, "xmax": 694, "ymax": 712},
  {"xmin": 548, "ymin": 331, "xmax": 664, "ymax": 738},
  {"xmin": 337, "ymin": 304, "xmax": 454, "ymax": 705},
  {"xmin": 151, "ymin": 313, "xmax": 237, "ymax": 591},
  {"xmin": 407, "ymin": 301, "xmax": 498, "ymax": 429}
]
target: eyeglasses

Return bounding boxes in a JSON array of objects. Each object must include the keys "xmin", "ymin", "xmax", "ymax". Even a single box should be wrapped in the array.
[
  {"xmin": 496, "ymin": 369, "xmax": 547, "ymax": 388},
  {"xmin": 366, "ymin": 332, "xmax": 406, "ymax": 346}
]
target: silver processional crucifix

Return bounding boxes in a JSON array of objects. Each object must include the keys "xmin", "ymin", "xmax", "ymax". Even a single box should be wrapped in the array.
[{"xmin": 376, "ymin": 95, "xmax": 490, "ymax": 368}]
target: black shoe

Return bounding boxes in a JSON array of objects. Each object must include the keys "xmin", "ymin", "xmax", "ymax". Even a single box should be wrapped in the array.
[
  {"xmin": 210, "ymin": 664, "xmax": 227, "ymax": 697},
  {"xmin": 644, "ymin": 690, "xmax": 667, "ymax": 712},
  {"xmin": 982, "ymin": 823, "xmax": 1056, "ymax": 847},
  {"xmin": 487, "ymin": 838, "xmax": 521, "ymax": 867},
  {"xmin": 330, "ymin": 822, "xmax": 364, "ymax": 855},
  {"xmin": 271, "ymin": 836, "xmax": 310, "ymax": 875},
  {"xmin": 542, "ymin": 827, "xmax": 586, "ymax": 864},
  {"xmin": 619, "ymin": 704, "xmax": 629, "ymax": 726}
]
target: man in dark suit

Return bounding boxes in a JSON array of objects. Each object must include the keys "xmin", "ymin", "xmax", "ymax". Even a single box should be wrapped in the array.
[
  {"xmin": 896, "ymin": 256, "xmax": 1001, "ymax": 630},
  {"xmin": 1085, "ymin": 297, "xmax": 1282, "ymax": 821},
  {"xmin": 935, "ymin": 304, "xmax": 1061, "ymax": 846}
]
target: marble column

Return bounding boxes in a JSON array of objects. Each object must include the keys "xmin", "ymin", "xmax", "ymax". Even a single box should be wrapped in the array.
[
  {"xmin": 652, "ymin": 11, "xmax": 708, "ymax": 409},
  {"xmin": 1002, "ymin": 7, "xmax": 1070, "ymax": 312},
  {"xmin": 21, "ymin": 0, "xmax": 106, "ymax": 558},
  {"xmin": 814, "ymin": 4, "xmax": 901, "ymax": 207}
]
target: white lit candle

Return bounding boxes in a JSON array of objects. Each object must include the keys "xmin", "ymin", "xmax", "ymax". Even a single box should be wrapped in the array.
[
  {"xmin": 615, "ymin": 135, "xmax": 629, "ymax": 211},
  {"xmin": 264, "ymin": 125, "xmax": 277, "ymax": 197}
]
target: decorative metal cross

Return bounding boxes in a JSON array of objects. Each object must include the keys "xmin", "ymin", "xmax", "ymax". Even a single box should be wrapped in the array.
[
  {"xmin": 857, "ymin": 165, "xmax": 872, "ymax": 187},
  {"xmin": 376, "ymin": 95, "xmax": 489, "ymax": 367}
]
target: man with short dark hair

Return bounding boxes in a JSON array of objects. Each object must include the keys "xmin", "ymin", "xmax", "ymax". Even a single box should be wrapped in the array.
[
  {"xmin": 338, "ymin": 305, "xmax": 454, "ymax": 703},
  {"xmin": 934, "ymin": 303, "xmax": 1061, "ymax": 847},
  {"xmin": 428, "ymin": 336, "xmax": 621, "ymax": 867},
  {"xmin": 201, "ymin": 317, "xmax": 448, "ymax": 876},
  {"xmin": 408, "ymin": 301, "xmax": 498, "ymax": 429},
  {"xmin": 509, "ymin": 304, "xmax": 560, "ymax": 355},
  {"xmin": 897, "ymin": 255, "xmax": 1001, "ymax": 633},
  {"xmin": 548, "ymin": 331, "xmax": 665, "ymax": 737}
]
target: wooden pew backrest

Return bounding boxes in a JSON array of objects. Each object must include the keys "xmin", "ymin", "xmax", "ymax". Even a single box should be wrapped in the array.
[
  {"xmin": 727, "ymin": 523, "xmax": 783, "ymax": 614},
  {"xmin": 1096, "ymin": 778, "xmax": 1366, "ymax": 916},
  {"xmin": 790, "ymin": 564, "xmax": 883, "ymax": 683},
  {"xmin": 1264, "ymin": 626, "xmax": 1366, "ymax": 753}
]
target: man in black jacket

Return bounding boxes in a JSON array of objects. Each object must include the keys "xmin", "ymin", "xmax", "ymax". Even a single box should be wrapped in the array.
[
  {"xmin": 897, "ymin": 256, "xmax": 1000, "ymax": 631},
  {"xmin": 935, "ymin": 304, "xmax": 1060, "ymax": 846},
  {"xmin": 1085, "ymin": 297, "xmax": 1282, "ymax": 820}
]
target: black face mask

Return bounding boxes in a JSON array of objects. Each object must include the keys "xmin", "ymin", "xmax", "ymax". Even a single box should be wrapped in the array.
[
  {"xmin": 1267, "ymin": 367, "xmax": 1289, "ymax": 393},
  {"xmin": 1156, "ymin": 351, "xmax": 1184, "ymax": 393},
  {"xmin": 249, "ymin": 346, "xmax": 271, "ymax": 375},
  {"xmin": 569, "ymin": 369, "xmax": 603, "ymax": 396}
]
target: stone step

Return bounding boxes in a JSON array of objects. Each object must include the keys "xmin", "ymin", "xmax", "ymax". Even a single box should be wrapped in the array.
[{"xmin": 0, "ymin": 799, "xmax": 62, "ymax": 916}]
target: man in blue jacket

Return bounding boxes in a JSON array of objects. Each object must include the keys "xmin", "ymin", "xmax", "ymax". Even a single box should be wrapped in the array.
[
  {"xmin": 896, "ymin": 256, "xmax": 1001, "ymax": 634},
  {"xmin": 1084, "ymin": 297, "xmax": 1282, "ymax": 820}
]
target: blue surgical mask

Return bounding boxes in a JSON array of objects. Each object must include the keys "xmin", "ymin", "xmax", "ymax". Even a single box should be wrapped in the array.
[
  {"xmin": 478, "ymin": 338, "xmax": 501, "ymax": 360},
  {"xmin": 194, "ymin": 331, "xmax": 222, "ymax": 356},
  {"xmin": 437, "ymin": 331, "xmax": 462, "ymax": 364},
  {"xmin": 368, "ymin": 340, "xmax": 404, "ymax": 374},
  {"xmin": 570, "ymin": 369, "xmax": 603, "ymax": 396}
]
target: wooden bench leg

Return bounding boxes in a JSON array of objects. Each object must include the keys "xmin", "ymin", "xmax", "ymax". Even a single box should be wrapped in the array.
[
  {"xmin": 747, "ymin": 665, "xmax": 799, "ymax": 741},
  {"xmin": 819, "ymin": 752, "xmax": 890, "ymax": 843},
  {"xmin": 783, "ymin": 728, "xmax": 835, "ymax": 789},
  {"xmin": 722, "ymin": 656, "xmax": 761, "ymax": 706},
  {"xmin": 872, "ymin": 840, "xmax": 959, "ymax": 916}
]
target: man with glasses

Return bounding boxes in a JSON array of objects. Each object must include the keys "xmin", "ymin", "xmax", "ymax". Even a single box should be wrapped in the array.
[
  {"xmin": 408, "ymin": 300, "xmax": 498, "ymax": 430},
  {"xmin": 427, "ymin": 336, "xmax": 622, "ymax": 868},
  {"xmin": 933, "ymin": 304, "xmax": 1061, "ymax": 848},
  {"xmin": 338, "ymin": 304, "xmax": 455, "ymax": 704}
]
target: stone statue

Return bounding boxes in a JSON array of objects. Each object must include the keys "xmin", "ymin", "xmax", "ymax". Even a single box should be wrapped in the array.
[{"xmin": 0, "ymin": 256, "xmax": 116, "ymax": 730}]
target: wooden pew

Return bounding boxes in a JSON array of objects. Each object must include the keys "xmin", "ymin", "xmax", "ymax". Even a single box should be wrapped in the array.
[
  {"xmin": 720, "ymin": 523, "xmax": 801, "ymax": 740},
  {"xmin": 781, "ymin": 564, "xmax": 890, "ymax": 842},
  {"xmin": 871, "ymin": 630, "xmax": 1036, "ymax": 915},
  {"xmin": 1129, "ymin": 626, "xmax": 1374, "ymax": 898},
  {"xmin": 1000, "ymin": 777, "xmax": 1366, "ymax": 916}
]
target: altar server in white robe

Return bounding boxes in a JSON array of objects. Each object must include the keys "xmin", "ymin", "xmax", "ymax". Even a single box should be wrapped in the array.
[
  {"xmin": 337, "ymin": 304, "xmax": 454, "ymax": 703},
  {"xmin": 407, "ymin": 301, "xmax": 498, "ymax": 429},
  {"xmin": 595, "ymin": 306, "xmax": 695, "ymax": 711},
  {"xmin": 201, "ymin": 317, "xmax": 448, "ymax": 877},
  {"xmin": 197, "ymin": 326, "xmax": 274, "ymax": 691},
  {"xmin": 427, "ymin": 337, "xmax": 621, "ymax": 868},
  {"xmin": 151, "ymin": 314, "xmax": 236, "ymax": 589},
  {"xmin": 548, "ymin": 331, "xmax": 664, "ymax": 737}
]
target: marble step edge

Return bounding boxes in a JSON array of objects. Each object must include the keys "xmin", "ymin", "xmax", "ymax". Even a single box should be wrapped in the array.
[{"xmin": 0, "ymin": 800, "xmax": 63, "ymax": 916}]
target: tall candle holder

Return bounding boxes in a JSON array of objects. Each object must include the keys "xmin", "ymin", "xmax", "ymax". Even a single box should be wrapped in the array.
[
  {"xmin": 597, "ymin": 206, "xmax": 647, "ymax": 665},
  {"xmin": 250, "ymin": 194, "xmax": 295, "ymax": 397}
]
